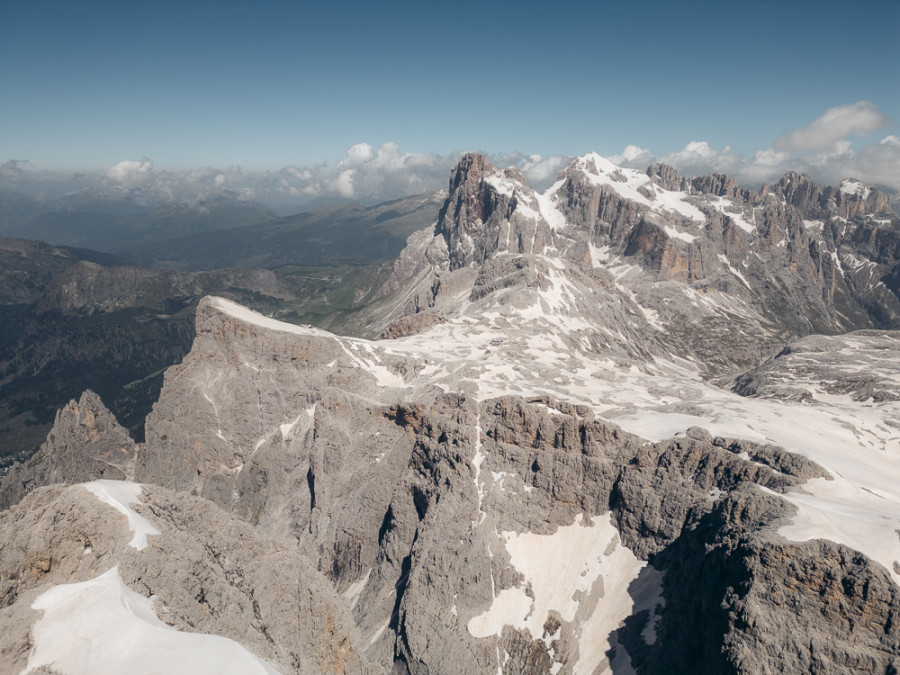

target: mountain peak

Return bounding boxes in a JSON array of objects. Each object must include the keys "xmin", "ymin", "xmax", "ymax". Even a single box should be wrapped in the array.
[
  {"xmin": 772, "ymin": 171, "xmax": 895, "ymax": 219},
  {"xmin": 435, "ymin": 154, "xmax": 547, "ymax": 270}
]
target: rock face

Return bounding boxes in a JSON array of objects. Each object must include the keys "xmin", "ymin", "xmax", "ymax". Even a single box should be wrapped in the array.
[
  {"xmin": 374, "ymin": 153, "xmax": 899, "ymax": 373},
  {"xmin": 436, "ymin": 155, "xmax": 553, "ymax": 270},
  {"xmin": 0, "ymin": 390, "xmax": 135, "ymax": 509},
  {"xmin": 0, "ymin": 240, "xmax": 317, "ymax": 465},
  {"xmin": 0, "ymin": 482, "xmax": 378, "ymax": 674},
  {"xmin": 2, "ymin": 153, "xmax": 899, "ymax": 673}
]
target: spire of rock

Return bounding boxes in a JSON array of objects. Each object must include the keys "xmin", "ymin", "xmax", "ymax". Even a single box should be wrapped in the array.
[
  {"xmin": 0, "ymin": 390, "xmax": 136, "ymax": 509},
  {"xmin": 436, "ymin": 153, "xmax": 550, "ymax": 270}
]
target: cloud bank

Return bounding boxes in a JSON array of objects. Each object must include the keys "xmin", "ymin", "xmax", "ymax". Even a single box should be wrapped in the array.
[
  {"xmin": 773, "ymin": 101, "xmax": 891, "ymax": 153},
  {"xmin": 609, "ymin": 102, "xmax": 899, "ymax": 193},
  {"xmin": 2, "ymin": 102, "xmax": 897, "ymax": 212}
]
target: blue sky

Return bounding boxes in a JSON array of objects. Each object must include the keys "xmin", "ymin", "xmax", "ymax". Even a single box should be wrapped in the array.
[{"xmin": 1, "ymin": 0, "xmax": 899, "ymax": 202}]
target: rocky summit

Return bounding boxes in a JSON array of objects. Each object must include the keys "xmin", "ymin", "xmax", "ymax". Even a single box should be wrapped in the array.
[{"xmin": 1, "ymin": 153, "xmax": 899, "ymax": 674}]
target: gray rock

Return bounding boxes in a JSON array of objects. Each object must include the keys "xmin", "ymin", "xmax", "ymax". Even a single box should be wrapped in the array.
[
  {"xmin": 734, "ymin": 330, "xmax": 900, "ymax": 402},
  {"xmin": 0, "ymin": 390, "xmax": 135, "ymax": 509},
  {"xmin": 0, "ymin": 482, "xmax": 381, "ymax": 674}
]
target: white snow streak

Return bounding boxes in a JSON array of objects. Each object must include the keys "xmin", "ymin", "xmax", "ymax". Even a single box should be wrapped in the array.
[{"xmin": 82, "ymin": 481, "xmax": 160, "ymax": 551}]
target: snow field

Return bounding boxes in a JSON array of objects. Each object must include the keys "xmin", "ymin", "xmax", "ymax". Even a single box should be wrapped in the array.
[
  {"xmin": 467, "ymin": 513, "xmax": 657, "ymax": 675},
  {"xmin": 24, "ymin": 566, "xmax": 281, "ymax": 675}
]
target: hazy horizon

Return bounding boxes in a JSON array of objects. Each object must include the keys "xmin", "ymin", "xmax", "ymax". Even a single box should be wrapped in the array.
[{"xmin": 2, "ymin": 0, "xmax": 899, "ymax": 207}]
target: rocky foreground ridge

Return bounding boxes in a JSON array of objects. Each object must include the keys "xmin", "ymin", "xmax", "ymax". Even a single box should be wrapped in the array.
[{"xmin": 1, "ymin": 154, "xmax": 899, "ymax": 674}]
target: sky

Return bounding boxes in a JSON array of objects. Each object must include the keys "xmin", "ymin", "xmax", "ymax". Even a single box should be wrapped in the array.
[{"xmin": 1, "ymin": 0, "xmax": 899, "ymax": 206}]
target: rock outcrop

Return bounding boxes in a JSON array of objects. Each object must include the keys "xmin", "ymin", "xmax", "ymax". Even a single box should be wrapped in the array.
[
  {"xmin": 733, "ymin": 330, "xmax": 900, "ymax": 402},
  {"xmin": 0, "ymin": 482, "xmax": 379, "ymax": 674},
  {"xmin": 0, "ymin": 390, "xmax": 135, "ymax": 509}
]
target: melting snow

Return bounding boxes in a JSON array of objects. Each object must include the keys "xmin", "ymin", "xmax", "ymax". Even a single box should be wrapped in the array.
[
  {"xmin": 82, "ymin": 481, "xmax": 160, "ymax": 551},
  {"xmin": 484, "ymin": 170, "xmax": 517, "ymax": 198},
  {"xmin": 342, "ymin": 569, "xmax": 371, "ymax": 610},
  {"xmin": 707, "ymin": 196, "xmax": 756, "ymax": 233},
  {"xmin": 24, "ymin": 566, "xmax": 281, "ymax": 675},
  {"xmin": 279, "ymin": 415, "xmax": 303, "ymax": 439},
  {"xmin": 611, "ymin": 386, "xmax": 900, "ymax": 587},
  {"xmin": 717, "ymin": 253, "xmax": 752, "ymax": 289},
  {"xmin": 467, "ymin": 513, "xmax": 651, "ymax": 675},
  {"xmin": 210, "ymin": 297, "xmax": 320, "ymax": 337},
  {"xmin": 471, "ymin": 415, "xmax": 488, "ymax": 528},
  {"xmin": 663, "ymin": 224, "xmax": 697, "ymax": 243},
  {"xmin": 535, "ymin": 180, "xmax": 569, "ymax": 231},
  {"xmin": 570, "ymin": 152, "xmax": 706, "ymax": 223},
  {"xmin": 212, "ymin": 297, "xmax": 405, "ymax": 389},
  {"xmin": 840, "ymin": 178, "xmax": 870, "ymax": 198},
  {"xmin": 764, "ymin": 476, "xmax": 900, "ymax": 586}
]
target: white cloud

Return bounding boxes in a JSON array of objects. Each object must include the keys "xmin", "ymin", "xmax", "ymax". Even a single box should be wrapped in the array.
[
  {"xmin": 333, "ymin": 169, "xmax": 356, "ymax": 198},
  {"xmin": 774, "ymin": 101, "xmax": 892, "ymax": 153},
  {"xmin": 339, "ymin": 142, "xmax": 375, "ymax": 168},
  {"xmin": 853, "ymin": 135, "xmax": 900, "ymax": 188},
  {"xmin": 0, "ymin": 159, "xmax": 28, "ymax": 182},
  {"xmin": 518, "ymin": 154, "xmax": 572, "ymax": 185},
  {"xmin": 660, "ymin": 141, "xmax": 745, "ymax": 177},
  {"xmin": 326, "ymin": 142, "xmax": 456, "ymax": 201},
  {"xmin": 106, "ymin": 158, "xmax": 153, "ymax": 186},
  {"xmin": 607, "ymin": 145, "xmax": 655, "ymax": 169},
  {"xmin": 489, "ymin": 152, "xmax": 573, "ymax": 188},
  {"xmin": 3, "ymin": 106, "xmax": 898, "ymax": 213},
  {"xmin": 600, "ymin": 102, "xmax": 900, "ymax": 192}
]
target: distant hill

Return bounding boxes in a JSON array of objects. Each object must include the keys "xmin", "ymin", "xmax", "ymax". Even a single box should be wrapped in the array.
[
  {"xmin": 0, "ymin": 233, "xmax": 408, "ymax": 466},
  {"xmin": 0, "ymin": 192, "xmax": 277, "ymax": 252},
  {"xmin": 120, "ymin": 191, "xmax": 445, "ymax": 271}
]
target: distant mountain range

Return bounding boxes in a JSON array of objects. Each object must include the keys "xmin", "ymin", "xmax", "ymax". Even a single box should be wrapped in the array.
[
  {"xmin": 0, "ymin": 191, "xmax": 445, "ymax": 463},
  {"xmin": 0, "ymin": 194, "xmax": 433, "ymax": 456},
  {"xmin": 0, "ymin": 188, "xmax": 445, "ymax": 269},
  {"xmin": 120, "ymin": 191, "xmax": 447, "ymax": 271},
  {"xmin": 0, "ymin": 191, "xmax": 276, "ymax": 251}
]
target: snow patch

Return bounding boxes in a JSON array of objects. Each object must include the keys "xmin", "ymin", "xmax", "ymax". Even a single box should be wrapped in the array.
[
  {"xmin": 535, "ymin": 180, "xmax": 569, "ymax": 231},
  {"xmin": 708, "ymin": 196, "xmax": 755, "ymax": 233},
  {"xmin": 466, "ymin": 513, "xmax": 647, "ymax": 675},
  {"xmin": 82, "ymin": 481, "xmax": 160, "ymax": 551},
  {"xmin": 612, "ymin": 412, "xmax": 712, "ymax": 442},
  {"xmin": 767, "ymin": 476, "xmax": 900, "ymax": 586},
  {"xmin": 342, "ymin": 570, "xmax": 371, "ymax": 610},
  {"xmin": 663, "ymin": 224, "xmax": 697, "ymax": 243},
  {"xmin": 25, "ymin": 566, "xmax": 280, "ymax": 675},
  {"xmin": 717, "ymin": 254, "xmax": 752, "ymax": 289},
  {"xmin": 210, "ymin": 297, "xmax": 319, "ymax": 337},
  {"xmin": 572, "ymin": 152, "xmax": 705, "ymax": 223},
  {"xmin": 840, "ymin": 178, "xmax": 870, "ymax": 198},
  {"xmin": 279, "ymin": 415, "xmax": 303, "ymax": 439},
  {"xmin": 484, "ymin": 170, "xmax": 518, "ymax": 198}
]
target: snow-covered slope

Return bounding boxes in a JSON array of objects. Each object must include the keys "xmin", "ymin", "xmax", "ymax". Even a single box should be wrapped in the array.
[{"xmin": 26, "ymin": 565, "xmax": 279, "ymax": 675}]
